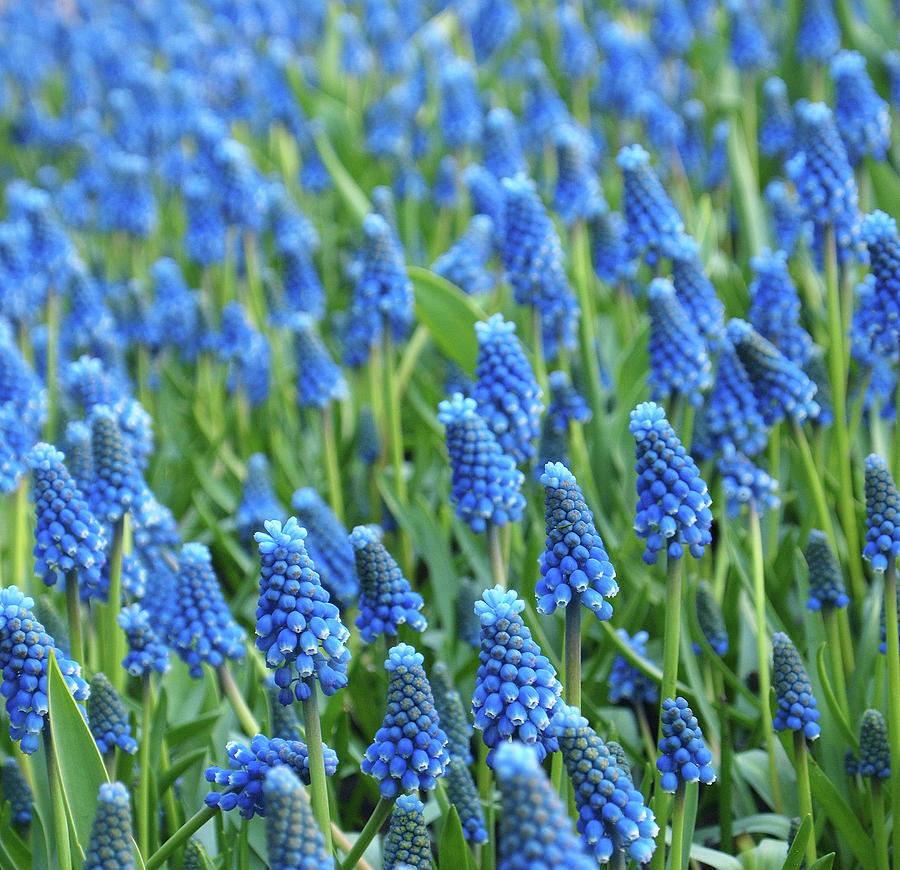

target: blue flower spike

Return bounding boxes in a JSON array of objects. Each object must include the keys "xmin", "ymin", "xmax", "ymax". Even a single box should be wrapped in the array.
[
  {"xmin": 263, "ymin": 765, "xmax": 334, "ymax": 870},
  {"xmin": 608, "ymin": 629, "xmax": 659, "ymax": 705},
  {"xmin": 383, "ymin": 793, "xmax": 432, "ymax": 870},
  {"xmin": 694, "ymin": 581, "xmax": 729, "ymax": 656},
  {"xmin": 772, "ymin": 632, "xmax": 821, "ymax": 740},
  {"xmin": 361, "ymin": 642, "xmax": 450, "ymax": 798},
  {"xmin": 446, "ymin": 756, "xmax": 488, "ymax": 844},
  {"xmin": 1, "ymin": 758, "xmax": 32, "ymax": 826},
  {"xmin": 864, "ymin": 454, "xmax": 900, "ymax": 574},
  {"xmin": 88, "ymin": 672, "xmax": 138, "ymax": 756},
  {"xmin": 236, "ymin": 453, "xmax": 283, "ymax": 544},
  {"xmin": 656, "ymin": 697, "xmax": 717, "ymax": 793},
  {"xmin": 806, "ymin": 529, "xmax": 850, "ymax": 611},
  {"xmin": 118, "ymin": 603, "xmax": 170, "ymax": 677},
  {"xmin": 859, "ymin": 709, "xmax": 891, "ymax": 779},
  {"xmin": 84, "ymin": 782, "xmax": 134, "ymax": 870}
]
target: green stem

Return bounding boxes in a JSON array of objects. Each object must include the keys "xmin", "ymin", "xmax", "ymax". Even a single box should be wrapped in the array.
[
  {"xmin": 217, "ymin": 664, "xmax": 261, "ymax": 736},
  {"xmin": 340, "ymin": 796, "xmax": 393, "ymax": 870},
  {"xmin": 487, "ymin": 522, "xmax": 505, "ymax": 589},
  {"xmin": 382, "ymin": 328, "xmax": 412, "ymax": 573},
  {"xmin": 322, "ymin": 403, "xmax": 345, "ymax": 524},
  {"xmin": 883, "ymin": 562, "xmax": 900, "ymax": 870},
  {"xmin": 766, "ymin": 424, "xmax": 781, "ymax": 551},
  {"xmin": 749, "ymin": 506, "xmax": 782, "ymax": 814},
  {"xmin": 823, "ymin": 609, "xmax": 848, "ymax": 712},
  {"xmin": 64, "ymin": 570, "xmax": 84, "ymax": 667},
  {"xmin": 564, "ymin": 598, "xmax": 581, "ymax": 710},
  {"xmin": 794, "ymin": 732, "xmax": 817, "ymax": 868},
  {"xmin": 145, "ymin": 805, "xmax": 217, "ymax": 870},
  {"xmin": 872, "ymin": 780, "xmax": 889, "ymax": 870},
  {"xmin": 715, "ymin": 674, "xmax": 733, "ymax": 852},
  {"xmin": 669, "ymin": 783, "xmax": 688, "ymax": 870},
  {"xmin": 139, "ymin": 675, "xmax": 153, "ymax": 857},
  {"xmin": 103, "ymin": 515, "xmax": 128, "ymax": 694},
  {"xmin": 661, "ymin": 553, "xmax": 682, "ymax": 700},
  {"xmin": 302, "ymin": 681, "xmax": 334, "ymax": 854},
  {"xmin": 13, "ymin": 477, "xmax": 28, "ymax": 591},
  {"xmin": 792, "ymin": 421, "xmax": 838, "ymax": 549},
  {"xmin": 44, "ymin": 732, "xmax": 71, "ymax": 870}
]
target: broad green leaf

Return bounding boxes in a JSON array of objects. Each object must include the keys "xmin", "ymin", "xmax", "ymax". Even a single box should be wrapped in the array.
[
  {"xmin": 735, "ymin": 838, "xmax": 787, "ymax": 870},
  {"xmin": 158, "ymin": 747, "xmax": 207, "ymax": 795},
  {"xmin": 438, "ymin": 804, "xmax": 476, "ymax": 870},
  {"xmin": 807, "ymin": 757, "xmax": 872, "ymax": 866},
  {"xmin": 410, "ymin": 266, "xmax": 487, "ymax": 373},
  {"xmin": 807, "ymin": 854, "xmax": 835, "ymax": 870},
  {"xmin": 687, "ymin": 841, "xmax": 742, "ymax": 870},
  {"xmin": 781, "ymin": 814, "xmax": 812, "ymax": 870}
]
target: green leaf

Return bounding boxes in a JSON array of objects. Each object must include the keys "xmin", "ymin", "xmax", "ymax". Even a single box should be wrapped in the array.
[
  {"xmin": 807, "ymin": 854, "xmax": 835, "ymax": 870},
  {"xmin": 0, "ymin": 801, "xmax": 31, "ymax": 868},
  {"xmin": 814, "ymin": 643, "xmax": 858, "ymax": 753},
  {"xmin": 409, "ymin": 266, "xmax": 487, "ymax": 373},
  {"xmin": 311, "ymin": 126, "xmax": 370, "ymax": 222},
  {"xmin": 438, "ymin": 804, "xmax": 476, "ymax": 870},
  {"xmin": 867, "ymin": 159, "xmax": 900, "ymax": 216},
  {"xmin": 47, "ymin": 649, "xmax": 108, "ymax": 856},
  {"xmin": 687, "ymin": 841, "xmax": 742, "ymax": 870},
  {"xmin": 781, "ymin": 814, "xmax": 812, "ymax": 870},
  {"xmin": 158, "ymin": 747, "xmax": 208, "ymax": 795},
  {"xmin": 166, "ymin": 709, "xmax": 222, "ymax": 748},
  {"xmin": 807, "ymin": 756, "xmax": 873, "ymax": 866}
]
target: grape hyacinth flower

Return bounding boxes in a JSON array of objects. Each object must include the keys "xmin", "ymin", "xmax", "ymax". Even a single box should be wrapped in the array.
[
  {"xmin": 463, "ymin": 163, "xmax": 505, "ymax": 242},
  {"xmin": 169, "ymin": 542, "xmax": 246, "ymax": 678},
  {"xmin": 472, "ymin": 313, "xmax": 543, "ymax": 465},
  {"xmin": 263, "ymin": 766, "xmax": 333, "ymax": 870},
  {"xmin": 717, "ymin": 450, "xmax": 780, "ymax": 518},
  {"xmin": 439, "ymin": 58, "xmax": 483, "ymax": 152},
  {"xmin": 608, "ymin": 629, "xmax": 659, "ymax": 705},
  {"xmin": 483, "ymin": 107, "xmax": 527, "ymax": 181},
  {"xmin": 727, "ymin": 319, "xmax": 819, "ymax": 426},
  {"xmin": 831, "ymin": 50, "xmax": 890, "ymax": 166},
  {"xmin": 350, "ymin": 524, "xmax": 426, "ymax": 642},
  {"xmin": 433, "ymin": 155, "xmax": 460, "ymax": 209},
  {"xmin": 646, "ymin": 277, "xmax": 712, "ymax": 407},
  {"xmin": 759, "ymin": 77, "xmax": 795, "ymax": 159},
  {"xmin": 864, "ymin": 454, "xmax": 900, "ymax": 573},
  {"xmin": 361, "ymin": 643, "xmax": 450, "ymax": 798},
  {"xmin": 537, "ymin": 461, "xmax": 618, "ymax": 619},
  {"xmin": 446, "ymin": 756, "xmax": 488, "ymax": 843},
  {"xmin": 796, "ymin": 0, "xmax": 841, "ymax": 64},
  {"xmin": 291, "ymin": 314, "xmax": 348, "ymax": 410},
  {"xmin": 858, "ymin": 211, "xmax": 900, "ymax": 359},
  {"xmin": 457, "ymin": 577, "xmax": 483, "ymax": 648},
  {"xmin": 1, "ymin": 758, "xmax": 31, "ymax": 825},
  {"xmin": 255, "ymin": 517, "xmax": 351, "ymax": 703},
  {"xmin": 26, "ymin": 442, "xmax": 107, "ymax": 594},
  {"xmin": 547, "ymin": 370, "xmax": 592, "ymax": 432},
  {"xmin": 553, "ymin": 124, "xmax": 602, "ymax": 226},
  {"xmin": 806, "ymin": 529, "xmax": 850, "ymax": 611},
  {"xmin": 357, "ymin": 405, "xmax": 380, "ymax": 465},
  {"xmin": 493, "ymin": 741, "xmax": 595, "ymax": 870},
  {"xmin": 437, "ymin": 393, "xmax": 526, "ymax": 533},
  {"xmin": 88, "ymin": 672, "xmax": 137, "ymax": 756},
  {"xmin": 629, "ymin": 402, "xmax": 713, "ymax": 565},
  {"xmin": 772, "ymin": 632, "xmax": 821, "ymax": 740},
  {"xmin": 765, "ymin": 179, "xmax": 808, "ymax": 256},
  {"xmin": 290, "ymin": 488, "xmax": 358, "ymax": 608},
  {"xmin": 472, "ymin": 586, "xmax": 563, "ymax": 765},
  {"xmin": 657, "ymin": 697, "xmax": 716, "ymax": 792},
  {"xmin": 551, "ymin": 703, "xmax": 658, "ymax": 864},
  {"xmin": 670, "ymin": 234, "xmax": 725, "ymax": 349},
  {"xmin": 383, "ymin": 793, "xmax": 432, "ymax": 870},
  {"xmin": 694, "ymin": 581, "xmax": 729, "ymax": 656},
  {"xmin": 205, "ymin": 734, "xmax": 338, "ymax": 818},
  {"xmin": 87, "ymin": 404, "xmax": 146, "ymax": 524},
  {"xmin": 727, "ymin": 0, "xmax": 774, "ymax": 71},
  {"xmin": 588, "ymin": 204, "xmax": 635, "ymax": 285},
  {"xmin": 430, "ymin": 662, "xmax": 473, "ymax": 764},
  {"xmin": 432, "ymin": 215, "xmax": 495, "ymax": 296},
  {"xmin": 118, "ymin": 603, "xmax": 170, "ymax": 677},
  {"xmin": 84, "ymin": 782, "xmax": 134, "ymax": 870},
  {"xmin": 859, "ymin": 709, "xmax": 890, "ymax": 779},
  {"xmin": 236, "ymin": 453, "xmax": 283, "ymax": 544}
]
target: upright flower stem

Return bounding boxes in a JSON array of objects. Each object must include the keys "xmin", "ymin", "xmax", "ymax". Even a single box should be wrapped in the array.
[
  {"xmin": 823, "ymin": 225, "xmax": 865, "ymax": 604},
  {"xmin": 12, "ymin": 477, "xmax": 28, "ymax": 591},
  {"xmin": 883, "ymin": 561, "xmax": 900, "ymax": 870},
  {"xmin": 301, "ymin": 680, "xmax": 333, "ymax": 854},
  {"xmin": 871, "ymin": 780, "xmax": 889, "ymax": 870},
  {"xmin": 564, "ymin": 598, "xmax": 581, "ymax": 710},
  {"xmin": 322, "ymin": 403, "xmax": 344, "ymax": 524},
  {"xmin": 145, "ymin": 805, "xmax": 217, "ymax": 870},
  {"xmin": 477, "ymin": 740, "xmax": 496, "ymax": 870},
  {"xmin": 660, "ymin": 553, "xmax": 682, "ymax": 701},
  {"xmin": 217, "ymin": 664, "xmax": 260, "ymax": 736},
  {"xmin": 487, "ymin": 522, "xmax": 505, "ymax": 589},
  {"xmin": 64, "ymin": 570, "xmax": 84, "ymax": 666},
  {"xmin": 669, "ymin": 783, "xmax": 689, "ymax": 870},
  {"xmin": 340, "ymin": 796, "xmax": 393, "ymax": 870},
  {"xmin": 382, "ymin": 328, "xmax": 411, "ymax": 572},
  {"xmin": 103, "ymin": 514, "xmax": 128, "ymax": 694},
  {"xmin": 793, "ymin": 732, "xmax": 817, "ymax": 868},
  {"xmin": 749, "ymin": 506, "xmax": 782, "ymax": 813},
  {"xmin": 138, "ymin": 675, "xmax": 153, "ymax": 857},
  {"xmin": 44, "ymin": 732, "xmax": 71, "ymax": 870},
  {"xmin": 792, "ymin": 421, "xmax": 837, "ymax": 548},
  {"xmin": 823, "ymin": 609, "xmax": 848, "ymax": 708}
]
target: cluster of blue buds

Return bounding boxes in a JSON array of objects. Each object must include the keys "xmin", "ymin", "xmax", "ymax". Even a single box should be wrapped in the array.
[
  {"xmin": 254, "ymin": 517, "xmax": 350, "ymax": 704},
  {"xmin": 806, "ymin": 530, "xmax": 850, "ymax": 611},
  {"xmin": 588, "ymin": 205, "xmax": 635, "ymax": 285},
  {"xmin": 608, "ymin": 629, "xmax": 659, "ymax": 705},
  {"xmin": 553, "ymin": 124, "xmax": 602, "ymax": 226},
  {"xmin": 759, "ymin": 77, "xmax": 795, "ymax": 159},
  {"xmin": 87, "ymin": 403, "xmax": 146, "ymax": 524},
  {"xmin": 236, "ymin": 453, "xmax": 283, "ymax": 544},
  {"xmin": 795, "ymin": 0, "xmax": 841, "ymax": 64},
  {"xmin": 83, "ymin": 782, "xmax": 133, "ymax": 870},
  {"xmin": 383, "ymin": 793, "xmax": 432, "ymax": 869},
  {"xmin": 88, "ymin": 672, "xmax": 138, "ymax": 756},
  {"xmin": 473, "ymin": 314, "xmax": 543, "ymax": 465},
  {"xmin": 727, "ymin": 0, "xmax": 774, "ymax": 74},
  {"xmin": 439, "ymin": 58, "xmax": 483, "ymax": 151},
  {"xmin": 290, "ymin": 488, "xmax": 358, "ymax": 608},
  {"xmin": 1, "ymin": 758, "xmax": 31, "ymax": 825},
  {"xmin": 205, "ymin": 733, "xmax": 338, "ymax": 819},
  {"xmin": 772, "ymin": 632, "xmax": 821, "ymax": 740},
  {"xmin": 859, "ymin": 709, "xmax": 891, "ymax": 779},
  {"xmin": 0, "ymin": 586, "xmax": 89, "ymax": 754},
  {"xmin": 858, "ymin": 211, "xmax": 900, "ymax": 359},
  {"xmin": 361, "ymin": 642, "xmax": 450, "ymax": 797},
  {"xmin": 293, "ymin": 314, "xmax": 348, "ymax": 409},
  {"xmin": 438, "ymin": 393, "xmax": 526, "ymax": 533},
  {"xmin": 537, "ymin": 462, "xmax": 618, "ymax": 619},
  {"xmin": 483, "ymin": 107, "xmax": 527, "ymax": 181},
  {"xmin": 263, "ymin": 765, "xmax": 333, "ymax": 870},
  {"xmin": 547, "ymin": 370, "xmax": 591, "ymax": 432},
  {"xmin": 670, "ymin": 235, "xmax": 725, "ymax": 349},
  {"xmin": 864, "ymin": 454, "xmax": 900, "ymax": 573},
  {"xmin": 831, "ymin": 50, "xmax": 890, "ymax": 166},
  {"xmin": 695, "ymin": 581, "xmax": 729, "ymax": 656},
  {"xmin": 472, "ymin": 586, "xmax": 563, "ymax": 765},
  {"xmin": 350, "ymin": 524, "xmax": 426, "ymax": 641},
  {"xmin": 629, "ymin": 402, "xmax": 713, "ymax": 564},
  {"xmin": 493, "ymin": 741, "xmax": 595, "ymax": 870},
  {"xmin": 432, "ymin": 215, "xmax": 495, "ymax": 296},
  {"xmin": 656, "ymin": 697, "xmax": 717, "ymax": 792},
  {"xmin": 718, "ymin": 449, "xmax": 780, "ymax": 518},
  {"xmin": 765, "ymin": 179, "xmax": 808, "ymax": 256},
  {"xmin": 430, "ymin": 662, "xmax": 473, "ymax": 765},
  {"xmin": 169, "ymin": 542, "xmax": 246, "ymax": 678},
  {"xmin": 550, "ymin": 703, "xmax": 658, "ymax": 864},
  {"xmin": 447, "ymin": 756, "xmax": 488, "ymax": 843},
  {"xmin": 118, "ymin": 603, "xmax": 170, "ymax": 677},
  {"xmin": 27, "ymin": 442, "xmax": 107, "ymax": 595},
  {"xmin": 433, "ymin": 155, "xmax": 460, "ymax": 210}
]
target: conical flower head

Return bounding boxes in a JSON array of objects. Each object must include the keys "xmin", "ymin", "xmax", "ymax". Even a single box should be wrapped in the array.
[
  {"xmin": 616, "ymin": 144, "xmax": 685, "ymax": 266},
  {"xmin": 656, "ymin": 697, "xmax": 716, "ymax": 792},
  {"xmin": 361, "ymin": 642, "xmax": 450, "ymax": 797},
  {"xmin": 88, "ymin": 672, "xmax": 137, "ymax": 755},
  {"xmin": 806, "ymin": 529, "xmax": 849, "ymax": 611},
  {"xmin": 472, "ymin": 587, "xmax": 563, "ymax": 765},
  {"xmin": 118, "ymin": 603, "xmax": 170, "ymax": 677},
  {"xmin": 0, "ymin": 585, "xmax": 88, "ymax": 753},
  {"xmin": 772, "ymin": 632, "xmax": 821, "ymax": 740},
  {"xmin": 547, "ymin": 370, "xmax": 591, "ymax": 432},
  {"xmin": 236, "ymin": 453, "xmax": 283, "ymax": 544},
  {"xmin": 608, "ymin": 629, "xmax": 659, "ymax": 705},
  {"xmin": 84, "ymin": 782, "xmax": 133, "ymax": 870},
  {"xmin": 670, "ymin": 235, "xmax": 725, "ymax": 349},
  {"xmin": 384, "ymin": 793, "xmax": 432, "ymax": 869},
  {"xmin": 537, "ymin": 462, "xmax": 618, "ymax": 619},
  {"xmin": 87, "ymin": 403, "xmax": 146, "ymax": 524},
  {"xmin": 206, "ymin": 733, "xmax": 338, "ymax": 819},
  {"xmin": 430, "ymin": 662, "xmax": 473, "ymax": 764},
  {"xmin": 290, "ymin": 487, "xmax": 358, "ymax": 608},
  {"xmin": 170, "ymin": 542, "xmax": 246, "ymax": 678},
  {"xmin": 433, "ymin": 155, "xmax": 460, "ymax": 210},
  {"xmin": 727, "ymin": 318, "xmax": 819, "ymax": 426},
  {"xmin": 483, "ymin": 107, "xmax": 527, "ymax": 181},
  {"xmin": 796, "ymin": 0, "xmax": 840, "ymax": 63},
  {"xmin": 553, "ymin": 124, "xmax": 602, "ymax": 226},
  {"xmin": 293, "ymin": 314, "xmax": 348, "ymax": 409},
  {"xmin": 694, "ymin": 581, "xmax": 729, "ymax": 656},
  {"xmin": 831, "ymin": 50, "xmax": 890, "ymax": 166},
  {"xmin": 263, "ymin": 766, "xmax": 334, "ymax": 870},
  {"xmin": 64, "ymin": 420, "xmax": 93, "ymax": 492},
  {"xmin": 629, "ymin": 402, "xmax": 713, "ymax": 565},
  {"xmin": 463, "ymin": 164, "xmax": 505, "ymax": 241},
  {"xmin": 647, "ymin": 277, "xmax": 713, "ymax": 407},
  {"xmin": 473, "ymin": 313, "xmax": 543, "ymax": 464},
  {"xmin": 493, "ymin": 741, "xmax": 595, "ymax": 870},
  {"xmin": 439, "ymin": 57, "xmax": 483, "ymax": 151},
  {"xmin": 864, "ymin": 454, "xmax": 900, "ymax": 572},
  {"xmin": 718, "ymin": 450, "xmax": 780, "ymax": 518},
  {"xmin": 437, "ymin": 393, "xmax": 526, "ymax": 533},
  {"xmin": 255, "ymin": 517, "xmax": 350, "ymax": 703},
  {"xmin": 26, "ymin": 442, "xmax": 107, "ymax": 594},
  {"xmin": 432, "ymin": 215, "xmax": 496, "ymax": 296},
  {"xmin": 1, "ymin": 757, "xmax": 31, "ymax": 825},
  {"xmin": 859, "ymin": 709, "xmax": 890, "ymax": 779},
  {"xmin": 765, "ymin": 179, "xmax": 807, "ymax": 256},
  {"xmin": 350, "ymin": 524, "xmax": 426, "ymax": 641},
  {"xmin": 588, "ymin": 205, "xmax": 635, "ymax": 284},
  {"xmin": 446, "ymin": 756, "xmax": 488, "ymax": 843},
  {"xmin": 759, "ymin": 77, "xmax": 795, "ymax": 159},
  {"xmin": 858, "ymin": 210, "xmax": 900, "ymax": 358},
  {"xmin": 550, "ymin": 703, "xmax": 658, "ymax": 864}
]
